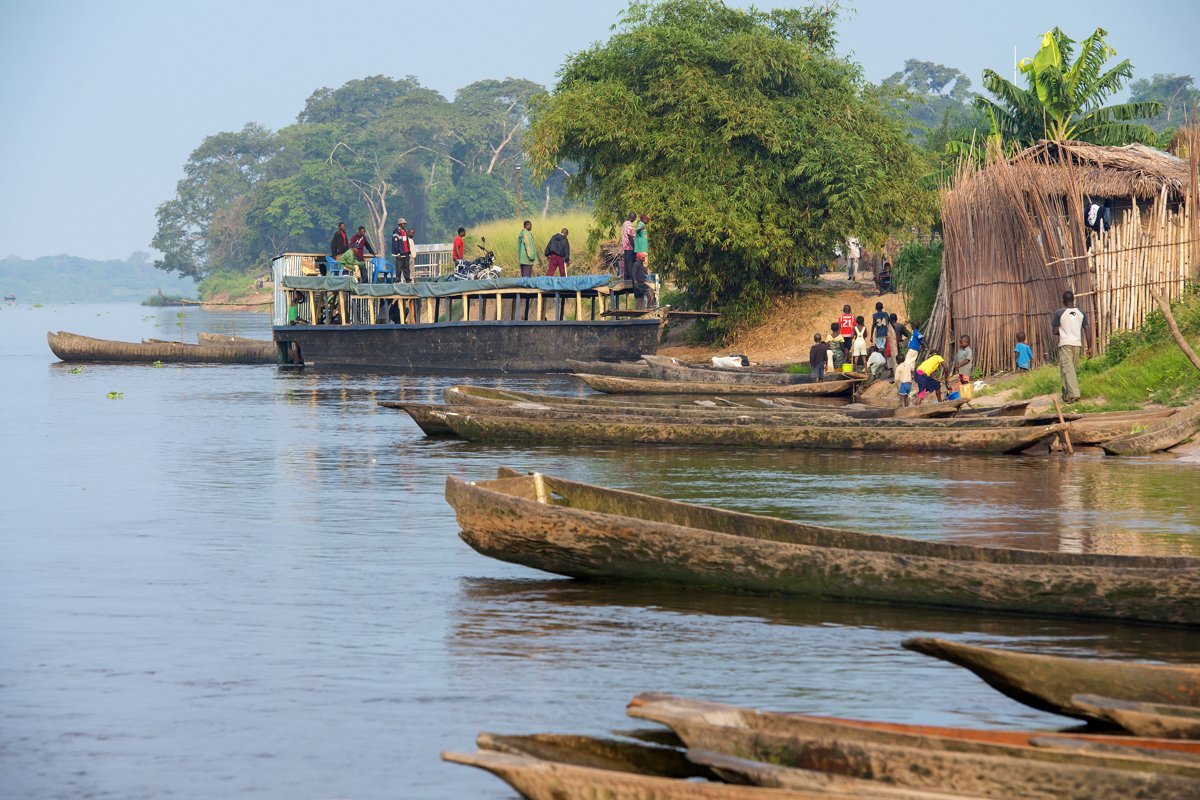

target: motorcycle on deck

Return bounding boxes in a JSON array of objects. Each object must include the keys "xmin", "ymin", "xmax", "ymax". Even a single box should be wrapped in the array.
[{"xmin": 452, "ymin": 238, "xmax": 501, "ymax": 281}]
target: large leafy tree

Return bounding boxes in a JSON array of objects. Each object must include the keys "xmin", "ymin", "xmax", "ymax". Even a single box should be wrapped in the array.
[
  {"xmin": 976, "ymin": 27, "xmax": 1162, "ymax": 147},
  {"xmin": 527, "ymin": 0, "xmax": 930, "ymax": 332},
  {"xmin": 881, "ymin": 60, "xmax": 982, "ymax": 150},
  {"xmin": 1128, "ymin": 73, "xmax": 1200, "ymax": 133}
]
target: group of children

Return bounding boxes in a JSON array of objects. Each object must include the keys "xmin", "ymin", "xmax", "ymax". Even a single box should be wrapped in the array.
[{"xmin": 807, "ymin": 299, "xmax": 1028, "ymax": 407}]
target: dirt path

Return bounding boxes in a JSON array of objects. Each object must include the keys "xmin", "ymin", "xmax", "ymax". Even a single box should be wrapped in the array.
[{"xmin": 662, "ymin": 272, "xmax": 907, "ymax": 365}]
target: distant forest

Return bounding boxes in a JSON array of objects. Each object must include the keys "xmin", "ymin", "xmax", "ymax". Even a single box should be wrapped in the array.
[{"xmin": 0, "ymin": 252, "xmax": 195, "ymax": 303}]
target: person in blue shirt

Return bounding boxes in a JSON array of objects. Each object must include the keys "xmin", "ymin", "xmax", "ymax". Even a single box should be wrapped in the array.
[{"xmin": 1014, "ymin": 331, "xmax": 1033, "ymax": 371}]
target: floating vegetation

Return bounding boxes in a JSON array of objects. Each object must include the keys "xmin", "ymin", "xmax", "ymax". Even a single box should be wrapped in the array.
[
  {"xmin": 106, "ymin": 391, "xmax": 123, "ymax": 399},
  {"xmin": 153, "ymin": 360, "xmax": 165, "ymax": 368},
  {"xmin": 68, "ymin": 367, "xmax": 84, "ymax": 374}
]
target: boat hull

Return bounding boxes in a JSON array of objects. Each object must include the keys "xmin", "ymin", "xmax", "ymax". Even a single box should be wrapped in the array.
[
  {"xmin": 272, "ymin": 319, "xmax": 660, "ymax": 372},
  {"xmin": 445, "ymin": 473, "xmax": 1200, "ymax": 625},
  {"xmin": 48, "ymin": 331, "xmax": 275, "ymax": 364},
  {"xmin": 578, "ymin": 373, "xmax": 857, "ymax": 396}
]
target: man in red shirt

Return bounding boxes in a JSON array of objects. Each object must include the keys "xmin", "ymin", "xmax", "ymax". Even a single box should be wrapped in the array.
[
  {"xmin": 838, "ymin": 304, "xmax": 855, "ymax": 359},
  {"xmin": 452, "ymin": 227, "xmax": 466, "ymax": 262}
]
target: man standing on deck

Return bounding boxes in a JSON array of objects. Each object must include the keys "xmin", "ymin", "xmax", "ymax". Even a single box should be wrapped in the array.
[
  {"xmin": 329, "ymin": 222, "xmax": 350, "ymax": 271},
  {"xmin": 545, "ymin": 229, "xmax": 570, "ymax": 277},
  {"xmin": 392, "ymin": 218, "xmax": 413, "ymax": 282},
  {"xmin": 621, "ymin": 213, "xmax": 637, "ymax": 281},
  {"xmin": 1052, "ymin": 290, "xmax": 1092, "ymax": 403},
  {"xmin": 451, "ymin": 227, "xmax": 466, "ymax": 263},
  {"xmin": 517, "ymin": 220, "xmax": 540, "ymax": 278}
]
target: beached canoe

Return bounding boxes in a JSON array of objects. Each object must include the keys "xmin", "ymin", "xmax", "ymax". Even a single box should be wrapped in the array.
[
  {"xmin": 959, "ymin": 400, "xmax": 1034, "ymax": 417},
  {"xmin": 893, "ymin": 398, "xmax": 970, "ymax": 418},
  {"xmin": 47, "ymin": 330, "xmax": 275, "ymax": 364},
  {"xmin": 563, "ymin": 359, "xmax": 652, "ymax": 378},
  {"xmin": 642, "ymin": 354, "xmax": 814, "ymax": 386},
  {"xmin": 444, "ymin": 749, "xmax": 896, "ymax": 800},
  {"xmin": 411, "ymin": 397, "xmax": 1071, "ymax": 432},
  {"xmin": 577, "ymin": 373, "xmax": 858, "ymax": 396},
  {"xmin": 626, "ymin": 694, "xmax": 1200, "ymax": 777},
  {"xmin": 437, "ymin": 410, "xmax": 1067, "ymax": 454},
  {"xmin": 1067, "ymin": 409, "xmax": 1177, "ymax": 446},
  {"xmin": 380, "ymin": 402, "xmax": 456, "ymax": 435},
  {"xmin": 626, "ymin": 694, "xmax": 1200, "ymax": 800},
  {"xmin": 1071, "ymin": 695, "xmax": 1200, "ymax": 740},
  {"xmin": 446, "ymin": 470, "xmax": 1200, "ymax": 624},
  {"xmin": 1102, "ymin": 402, "xmax": 1200, "ymax": 455},
  {"xmin": 903, "ymin": 638, "xmax": 1200, "ymax": 718}
]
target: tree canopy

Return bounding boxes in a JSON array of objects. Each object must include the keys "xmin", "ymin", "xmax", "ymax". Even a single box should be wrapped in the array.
[
  {"xmin": 153, "ymin": 75, "xmax": 553, "ymax": 280},
  {"xmin": 975, "ymin": 27, "xmax": 1162, "ymax": 148},
  {"xmin": 527, "ymin": 0, "xmax": 931, "ymax": 333}
]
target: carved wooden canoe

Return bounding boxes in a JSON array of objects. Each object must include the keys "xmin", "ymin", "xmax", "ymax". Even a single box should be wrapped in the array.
[
  {"xmin": 577, "ymin": 373, "xmax": 858, "ymax": 396},
  {"xmin": 1066, "ymin": 409, "xmax": 1177, "ymax": 445},
  {"xmin": 627, "ymin": 694, "xmax": 1200, "ymax": 800},
  {"xmin": 379, "ymin": 402, "xmax": 455, "ymax": 435},
  {"xmin": 476, "ymin": 732, "xmax": 717, "ymax": 779},
  {"xmin": 443, "ymin": 749, "xmax": 893, "ymax": 799},
  {"xmin": 893, "ymin": 398, "xmax": 970, "ymax": 418},
  {"xmin": 1071, "ymin": 695, "xmax": 1200, "ymax": 740},
  {"xmin": 445, "ymin": 470, "xmax": 1200, "ymax": 624},
  {"xmin": 1102, "ymin": 402, "xmax": 1200, "ymax": 455},
  {"xmin": 447, "ymin": 385, "xmax": 886, "ymax": 416},
  {"xmin": 959, "ymin": 400, "xmax": 1034, "ymax": 417},
  {"xmin": 438, "ymin": 410, "xmax": 1068, "ymax": 454},
  {"xmin": 903, "ymin": 638, "xmax": 1200, "ymax": 717},
  {"xmin": 47, "ymin": 330, "xmax": 275, "ymax": 364},
  {"xmin": 626, "ymin": 694, "xmax": 1200, "ymax": 777},
  {"xmin": 642, "ymin": 354, "xmax": 814, "ymax": 386},
  {"xmin": 196, "ymin": 332, "xmax": 278, "ymax": 359},
  {"xmin": 563, "ymin": 358, "xmax": 652, "ymax": 378}
]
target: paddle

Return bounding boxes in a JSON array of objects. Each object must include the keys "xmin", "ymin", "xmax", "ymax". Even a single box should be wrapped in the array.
[{"xmin": 1051, "ymin": 397, "xmax": 1074, "ymax": 455}]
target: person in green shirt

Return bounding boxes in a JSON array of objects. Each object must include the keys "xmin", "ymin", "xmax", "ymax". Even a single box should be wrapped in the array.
[
  {"xmin": 517, "ymin": 220, "xmax": 541, "ymax": 277},
  {"xmin": 634, "ymin": 214, "xmax": 649, "ymax": 259}
]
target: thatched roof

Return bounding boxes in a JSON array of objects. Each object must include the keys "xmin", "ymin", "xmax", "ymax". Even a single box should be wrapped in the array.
[{"xmin": 1012, "ymin": 140, "xmax": 1191, "ymax": 200}]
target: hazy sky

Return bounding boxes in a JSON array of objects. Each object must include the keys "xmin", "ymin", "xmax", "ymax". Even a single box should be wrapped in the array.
[{"xmin": 1, "ymin": 0, "xmax": 1197, "ymax": 260}]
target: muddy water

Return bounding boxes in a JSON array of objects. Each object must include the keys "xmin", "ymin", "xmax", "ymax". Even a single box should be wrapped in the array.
[{"xmin": 2, "ymin": 303, "xmax": 1198, "ymax": 799}]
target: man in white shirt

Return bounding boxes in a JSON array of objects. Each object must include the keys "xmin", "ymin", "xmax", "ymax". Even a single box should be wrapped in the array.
[
  {"xmin": 1051, "ymin": 290, "xmax": 1092, "ymax": 403},
  {"xmin": 845, "ymin": 237, "xmax": 860, "ymax": 281}
]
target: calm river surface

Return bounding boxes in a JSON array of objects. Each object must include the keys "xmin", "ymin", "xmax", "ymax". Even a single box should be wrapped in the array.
[{"xmin": 2, "ymin": 302, "xmax": 1199, "ymax": 799}]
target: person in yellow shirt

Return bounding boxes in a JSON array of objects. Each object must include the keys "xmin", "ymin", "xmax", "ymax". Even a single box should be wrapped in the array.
[{"xmin": 914, "ymin": 352, "xmax": 946, "ymax": 404}]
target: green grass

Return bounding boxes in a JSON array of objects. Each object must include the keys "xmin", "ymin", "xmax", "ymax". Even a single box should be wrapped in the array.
[
  {"xmin": 464, "ymin": 210, "xmax": 600, "ymax": 276},
  {"xmin": 784, "ymin": 363, "xmax": 812, "ymax": 374},
  {"xmin": 980, "ymin": 290, "xmax": 1200, "ymax": 411}
]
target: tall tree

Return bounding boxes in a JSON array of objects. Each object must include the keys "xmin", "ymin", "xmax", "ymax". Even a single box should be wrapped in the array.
[
  {"xmin": 881, "ymin": 59, "xmax": 981, "ymax": 149},
  {"xmin": 528, "ymin": 0, "xmax": 930, "ymax": 334},
  {"xmin": 976, "ymin": 27, "xmax": 1162, "ymax": 147},
  {"xmin": 1128, "ymin": 73, "xmax": 1200, "ymax": 131}
]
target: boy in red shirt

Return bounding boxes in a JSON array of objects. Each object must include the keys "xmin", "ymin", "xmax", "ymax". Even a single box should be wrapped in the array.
[
  {"xmin": 838, "ymin": 304, "xmax": 854, "ymax": 358},
  {"xmin": 452, "ymin": 227, "xmax": 465, "ymax": 261}
]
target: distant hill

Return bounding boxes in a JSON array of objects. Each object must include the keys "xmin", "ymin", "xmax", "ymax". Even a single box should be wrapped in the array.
[{"xmin": 0, "ymin": 252, "xmax": 196, "ymax": 302}]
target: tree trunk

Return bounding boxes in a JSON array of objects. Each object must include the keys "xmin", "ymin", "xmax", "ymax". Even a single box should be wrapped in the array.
[{"xmin": 1150, "ymin": 287, "xmax": 1200, "ymax": 372}]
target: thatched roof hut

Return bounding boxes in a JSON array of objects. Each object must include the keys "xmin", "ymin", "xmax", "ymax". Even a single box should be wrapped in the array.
[{"xmin": 927, "ymin": 133, "xmax": 1199, "ymax": 375}]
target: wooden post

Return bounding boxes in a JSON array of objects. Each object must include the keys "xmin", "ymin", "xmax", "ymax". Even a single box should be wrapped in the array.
[
  {"xmin": 1051, "ymin": 397, "xmax": 1074, "ymax": 455},
  {"xmin": 338, "ymin": 291, "xmax": 347, "ymax": 325},
  {"xmin": 536, "ymin": 291, "xmax": 544, "ymax": 321},
  {"xmin": 307, "ymin": 291, "xmax": 316, "ymax": 324},
  {"xmin": 576, "ymin": 291, "xmax": 582, "ymax": 322},
  {"xmin": 495, "ymin": 292, "xmax": 502, "ymax": 321}
]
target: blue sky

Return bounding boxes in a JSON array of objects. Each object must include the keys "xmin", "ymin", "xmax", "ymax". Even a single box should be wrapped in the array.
[{"xmin": 1, "ymin": 0, "xmax": 1197, "ymax": 260}]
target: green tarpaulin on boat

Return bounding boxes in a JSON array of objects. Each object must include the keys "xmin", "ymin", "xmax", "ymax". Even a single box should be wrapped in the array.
[{"xmin": 280, "ymin": 275, "xmax": 612, "ymax": 297}]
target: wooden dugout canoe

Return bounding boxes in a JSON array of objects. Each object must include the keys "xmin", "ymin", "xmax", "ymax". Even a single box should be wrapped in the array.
[
  {"xmin": 959, "ymin": 400, "xmax": 1034, "ymax": 417},
  {"xmin": 443, "ymin": 749, "xmax": 909, "ymax": 800},
  {"xmin": 402, "ymin": 399, "xmax": 1072, "ymax": 433},
  {"xmin": 1101, "ymin": 402, "xmax": 1200, "ymax": 455},
  {"xmin": 626, "ymin": 694, "xmax": 1200, "ymax": 778},
  {"xmin": 903, "ymin": 638, "xmax": 1200, "ymax": 719},
  {"xmin": 577, "ymin": 373, "xmax": 858, "ymax": 396},
  {"xmin": 563, "ymin": 358, "xmax": 652, "ymax": 378},
  {"xmin": 1066, "ymin": 409, "xmax": 1177, "ymax": 445},
  {"xmin": 47, "ymin": 330, "xmax": 274, "ymax": 364},
  {"xmin": 477, "ymin": 732, "xmax": 717, "ymax": 780},
  {"xmin": 1071, "ymin": 695, "xmax": 1200, "ymax": 740},
  {"xmin": 445, "ymin": 470, "xmax": 1200, "ymax": 624},
  {"xmin": 196, "ymin": 332, "xmax": 278, "ymax": 359},
  {"xmin": 642, "ymin": 354, "xmax": 814, "ymax": 386},
  {"xmin": 893, "ymin": 398, "xmax": 970, "ymax": 418},
  {"xmin": 438, "ymin": 410, "xmax": 1068, "ymax": 454},
  {"xmin": 626, "ymin": 694, "xmax": 1200, "ymax": 800}
]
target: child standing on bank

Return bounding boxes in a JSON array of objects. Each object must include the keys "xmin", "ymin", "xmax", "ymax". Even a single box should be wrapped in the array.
[
  {"xmin": 809, "ymin": 333, "xmax": 829, "ymax": 382},
  {"xmin": 1014, "ymin": 332, "xmax": 1033, "ymax": 371},
  {"xmin": 894, "ymin": 349, "xmax": 917, "ymax": 407}
]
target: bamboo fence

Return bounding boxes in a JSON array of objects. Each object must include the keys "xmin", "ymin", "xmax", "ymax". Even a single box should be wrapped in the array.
[{"xmin": 929, "ymin": 132, "xmax": 1200, "ymax": 374}]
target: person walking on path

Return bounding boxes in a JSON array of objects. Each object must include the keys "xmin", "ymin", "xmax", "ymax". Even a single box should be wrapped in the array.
[
  {"xmin": 1052, "ymin": 290, "xmax": 1091, "ymax": 402},
  {"xmin": 517, "ymin": 220, "xmax": 541, "ymax": 278},
  {"xmin": 809, "ymin": 333, "xmax": 829, "ymax": 383},
  {"xmin": 845, "ymin": 237, "xmax": 860, "ymax": 281},
  {"xmin": 392, "ymin": 218, "xmax": 413, "ymax": 282},
  {"xmin": 545, "ymin": 228, "xmax": 571, "ymax": 276}
]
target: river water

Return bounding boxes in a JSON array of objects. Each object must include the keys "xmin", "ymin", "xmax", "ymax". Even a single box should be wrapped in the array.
[{"xmin": 2, "ymin": 302, "xmax": 1198, "ymax": 800}]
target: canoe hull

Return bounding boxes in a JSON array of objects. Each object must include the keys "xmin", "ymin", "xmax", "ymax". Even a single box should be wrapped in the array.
[
  {"xmin": 903, "ymin": 638, "xmax": 1200, "ymax": 718},
  {"xmin": 578, "ymin": 373, "xmax": 856, "ymax": 396},
  {"xmin": 440, "ymin": 411, "xmax": 1066, "ymax": 454},
  {"xmin": 48, "ymin": 331, "xmax": 276, "ymax": 364},
  {"xmin": 1102, "ymin": 402, "xmax": 1200, "ymax": 455},
  {"xmin": 446, "ymin": 473, "xmax": 1200, "ymax": 625}
]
